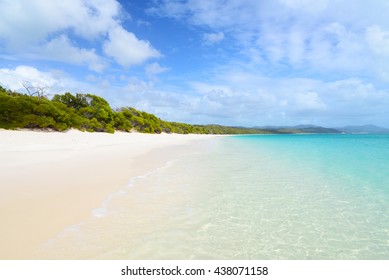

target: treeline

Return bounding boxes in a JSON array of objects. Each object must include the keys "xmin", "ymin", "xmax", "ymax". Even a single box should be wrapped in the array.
[{"xmin": 0, "ymin": 85, "xmax": 274, "ymax": 134}]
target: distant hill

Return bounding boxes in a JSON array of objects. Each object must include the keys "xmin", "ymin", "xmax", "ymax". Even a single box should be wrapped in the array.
[
  {"xmin": 257, "ymin": 124, "xmax": 389, "ymax": 134},
  {"xmin": 256, "ymin": 125, "xmax": 342, "ymax": 134},
  {"xmin": 336, "ymin": 125, "xmax": 389, "ymax": 134},
  {"xmin": 295, "ymin": 126, "xmax": 342, "ymax": 134}
]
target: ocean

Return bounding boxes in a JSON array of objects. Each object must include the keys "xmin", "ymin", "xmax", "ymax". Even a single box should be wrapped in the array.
[{"xmin": 41, "ymin": 134, "xmax": 389, "ymax": 259}]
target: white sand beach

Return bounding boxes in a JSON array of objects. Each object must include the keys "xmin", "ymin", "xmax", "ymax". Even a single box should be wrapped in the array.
[{"xmin": 0, "ymin": 129, "xmax": 216, "ymax": 259}]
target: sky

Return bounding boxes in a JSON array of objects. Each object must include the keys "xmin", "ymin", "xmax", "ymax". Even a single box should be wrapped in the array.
[{"xmin": 1, "ymin": 0, "xmax": 389, "ymax": 127}]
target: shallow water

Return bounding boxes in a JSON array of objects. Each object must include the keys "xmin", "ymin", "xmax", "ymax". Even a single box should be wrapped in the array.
[{"xmin": 41, "ymin": 134, "xmax": 389, "ymax": 259}]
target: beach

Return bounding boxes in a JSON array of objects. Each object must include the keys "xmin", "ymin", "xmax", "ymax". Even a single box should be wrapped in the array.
[
  {"xmin": 1, "ymin": 131, "xmax": 388, "ymax": 260},
  {"xmin": 0, "ymin": 129, "xmax": 216, "ymax": 259}
]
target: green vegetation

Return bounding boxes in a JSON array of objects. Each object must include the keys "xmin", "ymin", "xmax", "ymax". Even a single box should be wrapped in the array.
[
  {"xmin": 0, "ymin": 85, "xmax": 346, "ymax": 134},
  {"xmin": 0, "ymin": 85, "xmax": 276, "ymax": 134}
]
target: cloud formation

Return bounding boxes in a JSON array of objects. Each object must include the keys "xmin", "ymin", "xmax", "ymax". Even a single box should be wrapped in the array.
[
  {"xmin": 203, "ymin": 32, "xmax": 224, "ymax": 45},
  {"xmin": 40, "ymin": 35, "xmax": 106, "ymax": 72},
  {"xmin": 0, "ymin": 0, "xmax": 119, "ymax": 45},
  {"xmin": 145, "ymin": 62, "xmax": 169, "ymax": 76},
  {"xmin": 0, "ymin": 66, "xmax": 58, "ymax": 91},
  {"xmin": 0, "ymin": 0, "xmax": 160, "ymax": 70},
  {"xmin": 103, "ymin": 26, "xmax": 160, "ymax": 67},
  {"xmin": 151, "ymin": 0, "xmax": 389, "ymax": 81},
  {"xmin": 141, "ymin": 0, "xmax": 389, "ymax": 126}
]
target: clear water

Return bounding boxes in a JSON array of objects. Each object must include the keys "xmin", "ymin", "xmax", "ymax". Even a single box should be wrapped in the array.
[{"xmin": 41, "ymin": 134, "xmax": 389, "ymax": 259}]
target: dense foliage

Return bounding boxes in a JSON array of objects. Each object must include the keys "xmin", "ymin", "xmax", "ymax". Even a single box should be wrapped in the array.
[{"xmin": 0, "ymin": 85, "xmax": 274, "ymax": 134}]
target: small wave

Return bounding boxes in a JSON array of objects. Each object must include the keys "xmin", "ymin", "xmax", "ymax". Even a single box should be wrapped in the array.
[
  {"xmin": 91, "ymin": 158, "xmax": 179, "ymax": 218},
  {"xmin": 92, "ymin": 207, "xmax": 108, "ymax": 218}
]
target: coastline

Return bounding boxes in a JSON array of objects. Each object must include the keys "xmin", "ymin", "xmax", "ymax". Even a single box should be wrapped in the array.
[{"xmin": 0, "ymin": 129, "xmax": 218, "ymax": 259}]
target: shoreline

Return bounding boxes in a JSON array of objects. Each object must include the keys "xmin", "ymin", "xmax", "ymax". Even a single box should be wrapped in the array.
[{"xmin": 0, "ymin": 129, "xmax": 218, "ymax": 259}]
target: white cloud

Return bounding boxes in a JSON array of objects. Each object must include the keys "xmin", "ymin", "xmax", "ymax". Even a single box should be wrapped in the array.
[
  {"xmin": 100, "ymin": 71, "xmax": 389, "ymax": 127},
  {"xmin": 137, "ymin": 19, "xmax": 151, "ymax": 27},
  {"xmin": 145, "ymin": 63, "xmax": 169, "ymax": 76},
  {"xmin": 149, "ymin": 0, "xmax": 259, "ymax": 30},
  {"xmin": 294, "ymin": 91, "xmax": 327, "ymax": 112},
  {"xmin": 151, "ymin": 0, "xmax": 389, "ymax": 81},
  {"xmin": 0, "ymin": 0, "xmax": 120, "ymax": 46},
  {"xmin": 203, "ymin": 32, "xmax": 224, "ymax": 45},
  {"xmin": 0, "ymin": 65, "xmax": 110, "ymax": 98},
  {"xmin": 287, "ymin": 29, "xmax": 305, "ymax": 65},
  {"xmin": 366, "ymin": 25, "xmax": 389, "ymax": 55},
  {"xmin": 38, "ymin": 35, "xmax": 106, "ymax": 72},
  {"xmin": 103, "ymin": 26, "xmax": 160, "ymax": 67},
  {"xmin": 173, "ymin": 64, "xmax": 389, "ymax": 126},
  {"xmin": 0, "ymin": 0, "xmax": 160, "ymax": 70},
  {"xmin": 279, "ymin": 0, "xmax": 329, "ymax": 14},
  {"xmin": 0, "ymin": 66, "xmax": 57, "ymax": 92}
]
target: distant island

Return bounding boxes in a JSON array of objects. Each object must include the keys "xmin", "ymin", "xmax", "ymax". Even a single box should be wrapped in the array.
[
  {"xmin": 335, "ymin": 125, "xmax": 389, "ymax": 134},
  {"xmin": 256, "ymin": 124, "xmax": 389, "ymax": 134},
  {"xmin": 1, "ymin": 85, "xmax": 388, "ymax": 135}
]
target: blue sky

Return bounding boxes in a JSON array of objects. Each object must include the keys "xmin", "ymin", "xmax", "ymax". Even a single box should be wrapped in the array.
[{"xmin": 1, "ymin": 0, "xmax": 389, "ymax": 127}]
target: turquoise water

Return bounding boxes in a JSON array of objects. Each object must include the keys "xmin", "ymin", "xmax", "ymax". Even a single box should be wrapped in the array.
[{"xmin": 43, "ymin": 134, "xmax": 389, "ymax": 259}]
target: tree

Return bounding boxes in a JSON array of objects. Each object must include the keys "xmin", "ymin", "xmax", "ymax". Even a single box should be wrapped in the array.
[
  {"xmin": 52, "ymin": 92, "xmax": 88, "ymax": 110},
  {"xmin": 21, "ymin": 81, "xmax": 49, "ymax": 100}
]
